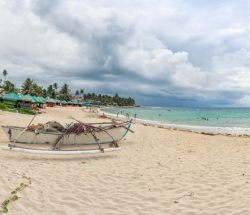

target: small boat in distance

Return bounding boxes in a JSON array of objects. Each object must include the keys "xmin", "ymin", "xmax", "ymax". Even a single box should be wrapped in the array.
[{"xmin": 1, "ymin": 120, "xmax": 133, "ymax": 155}]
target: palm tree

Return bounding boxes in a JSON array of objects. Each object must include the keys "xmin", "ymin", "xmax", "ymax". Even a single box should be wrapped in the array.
[
  {"xmin": 42, "ymin": 89, "xmax": 47, "ymax": 98},
  {"xmin": 3, "ymin": 69, "xmax": 8, "ymax": 81},
  {"xmin": 31, "ymin": 83, "xmax": 43, "ymax": 96},
  {"xmin": 3, "ymin": 80, "xmax": 16, "ymax": 93},
  {"xmin": 47, "ymin": 85, "xmax": 56, "ymax": 98},
  {"xmin": 21, "ymin": 78, "xmax": 33, "ymax": 95},
  {"xmin": 80, "ymin": 89, "xmax": 84, "ymax": 99},
  {"xmin": 53, "ymin": 82, "xmax": 58, "ymax": 91},
  {"xmin": 59, "ymin": 83, "xmax": 72, "ymax": 101}
]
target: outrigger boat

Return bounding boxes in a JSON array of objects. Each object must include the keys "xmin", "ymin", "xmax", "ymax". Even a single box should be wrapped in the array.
[{"xmin": 1, "ymin": 119, "xmax": 133, "ymax": 155}]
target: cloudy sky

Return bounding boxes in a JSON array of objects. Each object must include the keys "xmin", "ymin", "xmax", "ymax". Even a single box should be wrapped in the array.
[{"xmin": 0, "ymin": 0, "xmax": 250, "ymax": 106}]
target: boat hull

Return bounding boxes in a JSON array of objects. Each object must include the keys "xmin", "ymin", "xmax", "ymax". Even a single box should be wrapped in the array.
[{"xmin": 1, "ymin": 122, "xmax": 131, "ymax": 145}]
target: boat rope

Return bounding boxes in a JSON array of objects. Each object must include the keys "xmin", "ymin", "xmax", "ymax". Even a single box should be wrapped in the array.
[{"xmin": 70, "ymin": 117, "xmax": 119, "ymax": 150}]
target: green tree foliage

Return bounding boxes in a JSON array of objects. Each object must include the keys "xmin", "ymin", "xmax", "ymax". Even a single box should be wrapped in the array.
[
  {"xmin": 3, "ymin": 80, "xmax": 16, "ymax": 93},
  {"xmin": 58, "ymin": 83, "xmax": 71, "ymax": 101},
  {"xmin": 21, "ymin": 78, "xmax": 44, "ymax": 96},
  {"xmin": 83, "ymin": 92, "xmax": 135, "ymax": 106},
  {"xmin": 47, "ymin": 85, "xmax": 56, "ymax": 98},
  {"xmin": 75, "ymin": 90, "xmax": 79, "ymax": 96},
  {"xmin": 31, "ymin": 83, "xmax": 44, "ymax": 96},
  {"xmin": 42, "ymin": 89, "xmax": 47, "ymax": 98},
  {"xmin": 21, "ymin": 78, "xmax": 33, "ymax": 95},
  {"xmin": 113, "ymin": 93, "xmax": 119, "ymax": 104}
]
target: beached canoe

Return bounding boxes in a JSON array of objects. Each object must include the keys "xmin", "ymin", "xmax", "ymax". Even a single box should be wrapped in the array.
[{"xmin": 1, "ymin": 121, "xmax": 132, "ymax": 146}]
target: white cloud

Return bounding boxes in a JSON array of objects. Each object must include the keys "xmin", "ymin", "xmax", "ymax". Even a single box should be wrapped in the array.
[{"xmin": 0, "ymin": 0, "xmax": 250, "ymax": 106}]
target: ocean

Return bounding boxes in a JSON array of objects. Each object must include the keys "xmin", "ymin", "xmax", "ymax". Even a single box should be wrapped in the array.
[{"xmin": 102, "ymin": 107, "xmax": 250, "ymax": 135}]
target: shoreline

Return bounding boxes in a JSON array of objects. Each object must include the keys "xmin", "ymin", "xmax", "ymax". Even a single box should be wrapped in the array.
[{"xmin": 99, "ymin": 108, "xmax": 250, "ymax": 137}]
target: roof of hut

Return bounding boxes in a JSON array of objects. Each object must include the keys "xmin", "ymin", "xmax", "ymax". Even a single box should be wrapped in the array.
[
  {"xmin": 37, "ymin": 97, "xmax": 47, "ymax": 103},
  {"xmin": 46, "ymin": 98, "xmax": 56, "ymax": 103},
  {"xmin": 71, "ymin": 99, "xmax": 79, "ymax": 105},
  {"xmin": 21, "ymin": 94, "xmax": 38, "ymax": 103},
  {"xmin": 61, "ymin": 100, "xmax": 68, "ymax": 104},
  {"xmin": 2, "ymin": 93, "xmax": 21, "ymax": 102}
]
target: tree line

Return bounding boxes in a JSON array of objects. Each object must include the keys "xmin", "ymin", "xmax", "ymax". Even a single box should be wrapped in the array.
[{"xmin": 0, "ymin": 71, "xmax": 135, "ymax": 106}]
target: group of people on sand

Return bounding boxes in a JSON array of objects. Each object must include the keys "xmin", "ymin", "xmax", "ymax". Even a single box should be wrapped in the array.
[{"xmin": 116, "ymin": 111, "xmax": 137, "ymax": 119}]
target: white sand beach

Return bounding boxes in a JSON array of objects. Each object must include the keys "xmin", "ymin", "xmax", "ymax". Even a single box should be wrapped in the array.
[{"xmin": 1, "ymin": 107, "xmax": 250, "ymax": 215}]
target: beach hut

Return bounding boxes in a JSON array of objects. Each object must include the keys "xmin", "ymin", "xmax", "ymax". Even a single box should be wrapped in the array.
[
  {"xmin": 36, "ymin": 97, "xmax": 47, "ymax": 108},
  {"xmin": 71, "ymin": 99, "xmax": 80, "ymax": 107},
  {"xmin": 1, "ymin": 93, "xmax": 21, "ymax": 107},
  {"xmin": 46, "ymin": 98, "xmax": 56, "ymax": 107},
  {"xmin": 19, "ymin": 94, "xmax": 38, "ymax": 109},
  {"xmin": 92, "ymin": 101, "xmax": 102, "ymax": 106},
  {"xmin": 61, "ymin": 100, "xmax": 68, "ymax": 106},
  {"xmin": 55, "ymin": 99, "xmax": 63, "ymax": 106},
  {"xmin": 81, "ymin": 102, "xmax": 93, "ymax": 107},
  {"xmin": 67, "ymin": 100, "xmax": 73, "ymax": 106}
]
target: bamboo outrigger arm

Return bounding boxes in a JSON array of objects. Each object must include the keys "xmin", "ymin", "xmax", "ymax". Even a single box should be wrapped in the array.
[
  {"xmin": 12, "ymin": 113, "xmax": 37, "ymax": 145},
  {"xmin": 1, "ymin": 146, "xmax": 121, "ymax": 155}
]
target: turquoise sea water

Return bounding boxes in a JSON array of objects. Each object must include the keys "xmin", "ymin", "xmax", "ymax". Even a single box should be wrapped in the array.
[{"xmin": 103, "ymin": 107, "xmax": 250, "ymax": 134}]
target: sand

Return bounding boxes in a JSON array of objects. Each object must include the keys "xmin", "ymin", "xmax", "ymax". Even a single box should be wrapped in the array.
[{"xmin": 1, "ymin": 107, "xmax": 250, "ymax": 215}]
